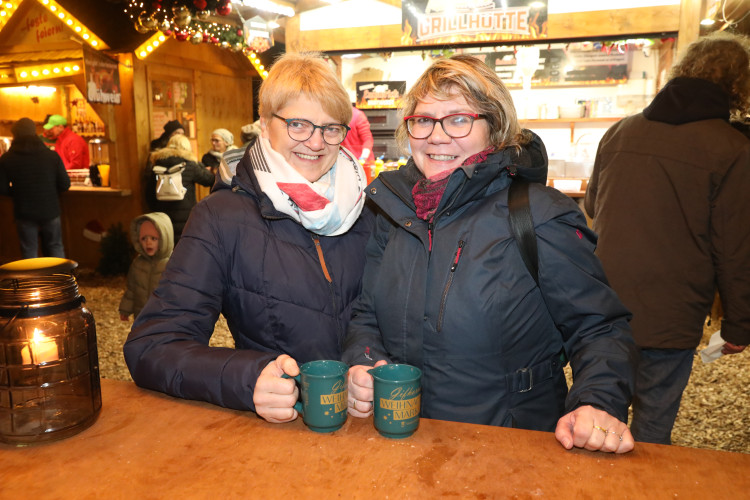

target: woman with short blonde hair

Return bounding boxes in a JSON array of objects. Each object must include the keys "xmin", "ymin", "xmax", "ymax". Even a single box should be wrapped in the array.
[{"xmin": 126, "ymin": 51, "xmax": 373, "ymax": 424}]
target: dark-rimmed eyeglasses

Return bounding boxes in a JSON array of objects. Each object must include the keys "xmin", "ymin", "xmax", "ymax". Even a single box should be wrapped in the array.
[
  {"xmin": 404, "ymin": 113, "xmax": 486, "ymax": 139},
  {"xmin": 272, "ymin": 114, "xmax": 350, "ymax": 145}
]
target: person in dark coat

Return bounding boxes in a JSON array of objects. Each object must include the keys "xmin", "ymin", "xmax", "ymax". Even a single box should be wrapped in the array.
[
  {"xmin": 124, "ymin": 52, "xmax": 373, "ymax": 422},
  {"xmin": 145, "ymin": 134, "xmax": 215, "ymax": 243},
  {"xmin": 585, "ymin": 32, "xmax": 750, "ymax": 445},
  {"xmin": 343, "ymin": 55, "xmax": 636, "ymax": 454},
  {"xmin": 0, "ymin": 117, "xmax": 70, "ymax": 258},
  {"xmin": 149, "ymin": 119, "xmax": 185, "ymax": 151}
]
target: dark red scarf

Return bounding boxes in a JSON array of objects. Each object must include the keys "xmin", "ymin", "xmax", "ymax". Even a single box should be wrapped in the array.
[{"xmin": 412, "ymin": 147, "xmax": 495, "ymax": 221}]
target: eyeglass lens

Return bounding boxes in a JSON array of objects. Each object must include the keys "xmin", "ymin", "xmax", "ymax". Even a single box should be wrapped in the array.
[
  {"xmin": 406, "ymin": 114, "xmax": 481, "ymax": 139},
  {"xmin": 274, "ymin": 114, "xmax": 348, "ymax": 145}
]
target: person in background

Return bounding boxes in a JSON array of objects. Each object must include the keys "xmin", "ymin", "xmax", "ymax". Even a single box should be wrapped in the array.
[
  {"xmin": 240, "ymin": 121, "xmax": 262, "ymax": 149},
  {"xmin": 201, "ymin": 128, "xmax": 238, "ymax": 173},
  {"xmin": 341, "ymin": 105, "xmax": 375, "ymax": 163},
  {"xmin": 40, "ymin": 114, "xmax": 56, "ymax": 148},
  {"xmin": 584, "ymin": 32, "xmax": 750, "ymax": 445},
  {"xmin": 0, "ymin": 117, "xmax": 70, "ymax": 258},
  {"xmin": 343, "ymin": 55, "xmax": 636, "ymax": 454},
  {"xmin": 124, "ymin": 52, "xmax": 373, "ymax": 421},
  {"xmin": 119, "ymin": 212, "xmax": 174, "ymax": 322},
  {"xmin": 145, "ymin": 134, "xmax": 214, "ymax": 243},
  {"xmin": 43, "ymin": 114, "xmax": 89, "ymax": 170},
  {"xmin": 149, "ymin": 120, "xmax": 185, "ymax": 151}
]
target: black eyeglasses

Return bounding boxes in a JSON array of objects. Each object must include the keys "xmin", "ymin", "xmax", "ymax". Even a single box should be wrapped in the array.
[
  {"xmin": 272, "ymin": 114, "xmax": 350, "ymax": 145},
  {"xmin": 404, "ymin": 113, "xmax": 486, "ymax": 139}
]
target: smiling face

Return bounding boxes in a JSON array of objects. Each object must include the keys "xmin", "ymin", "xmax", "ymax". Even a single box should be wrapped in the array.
[
  {"xmin": 138, "ymin": 220, "xmax": 160, "ymax": 257},
  {"xmin": 261, "ymin": 96, "xmax": 341, "ymax": 183},
  {"xmin": 409, "ymin": 92, "xmax": 492, "ymax": 179}
]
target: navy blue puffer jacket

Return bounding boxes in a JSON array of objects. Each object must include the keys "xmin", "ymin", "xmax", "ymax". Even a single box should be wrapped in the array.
[
  {"xmin": 125, "ymin": 143, "xmax": 374, "ymax": 411},
  {"xmin": 343, "ymin": 134, "xmax": 635, "ymax": 431}
]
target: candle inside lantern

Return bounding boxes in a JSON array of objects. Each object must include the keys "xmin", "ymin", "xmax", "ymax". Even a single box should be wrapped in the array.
[{"xmin": 20, "ymin": 328, "xmax": 59, "ymax": 365}]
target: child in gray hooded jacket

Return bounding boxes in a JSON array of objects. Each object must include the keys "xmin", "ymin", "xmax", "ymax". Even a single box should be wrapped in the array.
[{"xmin": 119, "ymin": 212, "xmax": 174, "ymax": 321}]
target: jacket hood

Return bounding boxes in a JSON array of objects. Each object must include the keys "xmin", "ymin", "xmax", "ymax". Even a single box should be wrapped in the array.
[
  {"xmin": 643, "ymin": 77, "xmax": 730, "ymax": 125},
  {"xmin": 149, "ymin": 146, "xmax": 196, "ymax": 163},
  {"xmin": 130, "ymin": 212, "xmax": 174, "ymax": 259}
]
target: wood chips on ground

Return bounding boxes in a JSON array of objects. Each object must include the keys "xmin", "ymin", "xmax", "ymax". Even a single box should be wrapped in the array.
[{"xmin": 75, "ymin": 270, "xmax": 749, "ymax": 454}]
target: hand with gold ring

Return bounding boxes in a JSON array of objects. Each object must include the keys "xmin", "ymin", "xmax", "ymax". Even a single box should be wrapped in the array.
[
  {"xmin": 555, "ymin": 405, "xmax": 634, "ymax": 454},
  {"xmin": 347, "ymin": 360, "xmax": 387, "ymax": 418}
]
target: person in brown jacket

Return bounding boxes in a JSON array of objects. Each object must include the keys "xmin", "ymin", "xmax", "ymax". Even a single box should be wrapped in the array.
[{"xmin": 585, "ymin": 32, "xmax": 750, "ymax": 445}]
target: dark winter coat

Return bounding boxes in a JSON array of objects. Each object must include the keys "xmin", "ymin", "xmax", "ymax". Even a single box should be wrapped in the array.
[
  {"xmin": 585, "ymin": 78, "xmax": 750, "ymax": 349},
  {"xmin": 124, "ymin": 143, "xmax": 374, "ymax": 411},
  {"xmin": 0, "ymin": 136, "xmax": 70, "ymax": 222},
  {"xmin": 145, "ymin": 146, "xmax": 215, "ymax": 241},
  {"xmin": 118, "ymin": 212, "xmax": 174, "ymax": 319},
  {"xmin": 343, "ymin": 134, "xmax": 635, "ymax": 431}
]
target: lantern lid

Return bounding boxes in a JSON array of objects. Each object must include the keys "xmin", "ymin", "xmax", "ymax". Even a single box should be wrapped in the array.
[{"xmin": 0, "ymin": 258, "xmax": 78, "ymax": 279}]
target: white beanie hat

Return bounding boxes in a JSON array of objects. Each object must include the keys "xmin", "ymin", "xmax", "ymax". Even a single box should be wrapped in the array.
[{"xmin": 212, "ymin": 128, "xmax": 234, "ymax": 146}]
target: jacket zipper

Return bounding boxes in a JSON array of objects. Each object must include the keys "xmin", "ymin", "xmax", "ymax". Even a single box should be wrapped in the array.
[
  {"xmin": 312, "ymin": 234, "xmax": 345, "ymax": 346},
  {"xmin": 437, "ymin": 239, "xmax": 464, "ymax": 332}
]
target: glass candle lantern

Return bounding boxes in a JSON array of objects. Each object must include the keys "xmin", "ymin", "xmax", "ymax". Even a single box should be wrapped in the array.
[{"xmin": 0, "ymin": 258, "xmax": 102, "ymax": 445}]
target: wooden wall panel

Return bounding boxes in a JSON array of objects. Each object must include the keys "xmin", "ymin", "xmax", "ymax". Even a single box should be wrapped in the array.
[{"xmin": 195, "ymin": 71, "xmax": 254, "ymax": 155}]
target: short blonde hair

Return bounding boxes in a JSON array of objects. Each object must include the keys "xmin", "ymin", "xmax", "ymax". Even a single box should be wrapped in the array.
[
  {"xmin": 670, "ymin": 31, "xmax": 750, "ymax": 116},
  {"xmin": 396, "ymin": 54, "xmax": 529, "ymax": 155},
  {"xmin": 259, "ymin": 52, "xmax": 352, "ymax": 125},
  {"xmin": 166, "ymin": 134, "xmax": 196, "ymax": 161}
]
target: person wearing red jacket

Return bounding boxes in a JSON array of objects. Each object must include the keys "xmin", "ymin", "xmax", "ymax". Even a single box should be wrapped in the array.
[
  {"xmin": 341, "ymin": 105, "xmax": 374, "ymax": 162},
  {"xmin": 44, "ymin": 114, "xmax": 90, "ymax": 170}
]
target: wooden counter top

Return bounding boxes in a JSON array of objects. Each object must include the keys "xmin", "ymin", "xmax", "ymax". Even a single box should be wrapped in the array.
[{"xmin": 2, "ymin": 379, "xmax": 748, "ymax": 498}]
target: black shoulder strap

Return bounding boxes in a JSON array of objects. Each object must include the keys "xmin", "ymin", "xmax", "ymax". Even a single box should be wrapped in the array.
[{"xmin": 508, "ymin": 178, "xmax": 539, "ymax": 286}]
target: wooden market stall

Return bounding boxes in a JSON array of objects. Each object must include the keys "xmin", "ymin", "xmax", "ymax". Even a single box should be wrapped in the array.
[{"xmin": 0, "ymin": 0, "xmax": 260, "ymax": 268}]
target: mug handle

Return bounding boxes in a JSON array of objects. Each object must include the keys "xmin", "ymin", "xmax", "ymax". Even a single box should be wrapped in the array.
[{"xmin": 281, "ymin": 373, "xmax": 304, "ymax": 415}]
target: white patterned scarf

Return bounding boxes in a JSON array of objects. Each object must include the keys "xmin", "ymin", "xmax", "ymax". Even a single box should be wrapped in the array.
[{"xmin": 247, "ymin": 137, "xmax": 366, "ymax": 236}]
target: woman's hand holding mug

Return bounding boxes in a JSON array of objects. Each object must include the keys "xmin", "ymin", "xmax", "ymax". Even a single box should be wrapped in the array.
[
  {"xmin": 253, "ymin": 354, "xmax": 300, "ymax": 423},
  {"xmin": 347, "ymin": 360, "xmax": 387, "ymax": 417}
]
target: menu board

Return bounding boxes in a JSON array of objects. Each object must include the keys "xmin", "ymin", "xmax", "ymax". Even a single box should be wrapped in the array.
[
  {"xmin": 355, "ymin": 81, "xmax": 407, "ymax": 109},
  {"xmin": 471, "ymin": 47, "xmax": 630, "ymax": 88}
]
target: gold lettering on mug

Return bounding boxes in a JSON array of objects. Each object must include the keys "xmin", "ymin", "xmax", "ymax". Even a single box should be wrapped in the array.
[
  {"xmin": 379, "ymin": 395, "xmax": 421, "ymax": 420},
  {"xmin": 389, "ymin": 386, "xmax": 420, "ymax": 400},
  {"xmin": 320, "ymin": 381, "xmax": 348, "ymax": 413}
]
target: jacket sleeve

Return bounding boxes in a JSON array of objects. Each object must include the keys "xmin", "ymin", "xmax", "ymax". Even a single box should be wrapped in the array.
[
  {"xmin": 583, "ymin": 135, "xmax": 606, "ymax": 218},
  {"xmin": 190, "ymin": 160, "xmax": 216, "ymax": 187},
  {"xmin": 55, "ymin": 154, "xmax": 70, "ymax": 192},
  {"xmin": 123, "ymin": 201, "xmax": 276, "ymax": 411},
  {"xmin": 342, "ymin": 212, "xmax": 393, "ymax": 366},
  {"xmin": 353, "ymin": 112, "xmax": 374, "ymax": 153},
  {"xmin": 712, "ymin": 145, "xmax": 750, "ymax": 346},
  {"xmin": 143, "ymin": 159, "xmax": 158, "ymax": 210},
  {"xmin": 534, "ymin": 191, "xmax": 636, "ymax": 422},
  {"xmin": 118, "ymin": 262, "xmax": 137, "ymax": 315},
  {"xmin": 0, "ymin": 163, "xmax": 8, "ymax": 196}
]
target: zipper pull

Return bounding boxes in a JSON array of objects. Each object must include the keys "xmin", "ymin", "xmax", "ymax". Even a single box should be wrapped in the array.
[
  {"xmin": 428, "ymin": 221, "xmax": 434, "ymax": 252},
  {"xmin": 450, "ymin": 240, "xmax": 465, "ymax": 272}
]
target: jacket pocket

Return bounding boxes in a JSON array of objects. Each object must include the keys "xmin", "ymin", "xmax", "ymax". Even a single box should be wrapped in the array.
[{"xmin": 437, "ymin": 240, "xmax": 465, "ymax": 332}]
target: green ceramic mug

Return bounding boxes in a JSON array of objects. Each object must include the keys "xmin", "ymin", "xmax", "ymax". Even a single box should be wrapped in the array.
[
  {"xmin": 283, "ymin": 360, "xmax": 348, "ymax": 433},
  {"xmin": 369, "ymin": 363, "xmax": 422, "ymax": 439}
]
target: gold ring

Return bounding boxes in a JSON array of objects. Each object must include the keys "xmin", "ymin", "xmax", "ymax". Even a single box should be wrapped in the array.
[{"xmin": 593, "ymin": 425, "xmax": 608, "ymax": 434}]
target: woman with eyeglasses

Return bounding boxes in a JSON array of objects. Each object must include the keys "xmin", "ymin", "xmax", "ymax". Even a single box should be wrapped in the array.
[
  {"xmin": 343, "ymin": 55, "xmax": 637, "ymax": 453},
  {"xmin": 124, "ymin": 52, "xmax": 373, "ymax": 422}
]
